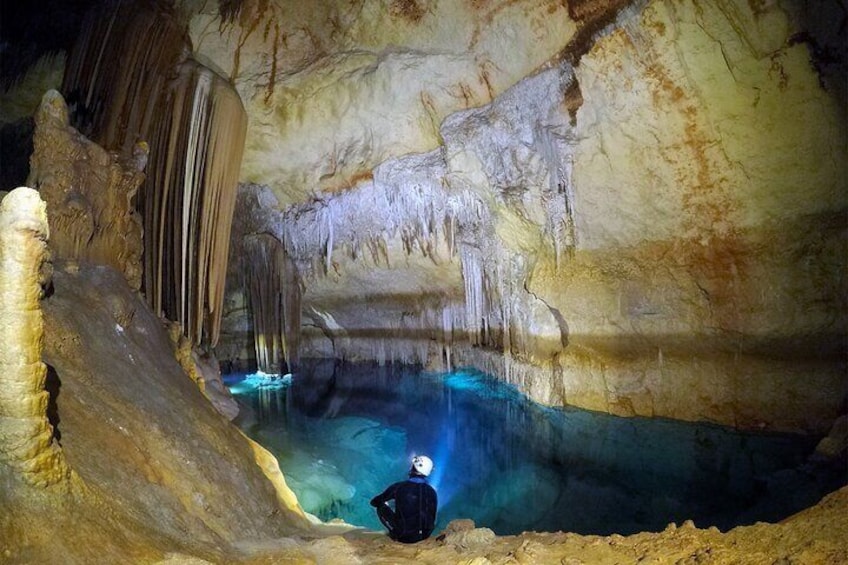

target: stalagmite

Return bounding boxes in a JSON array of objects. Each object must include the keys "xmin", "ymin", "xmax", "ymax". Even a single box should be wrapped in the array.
[{"xmin": 0, "ymin": 187, "xmax": 71, "ymax": 489}]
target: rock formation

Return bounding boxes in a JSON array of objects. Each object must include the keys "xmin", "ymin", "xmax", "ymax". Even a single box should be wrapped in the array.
[
  {"xmin": 28, "ymin": 90, "xmax": 145, "ymax": 291},
  {"xmin": 1, "ymin": 0, "xmax": 846, "ymax": 561},
  {"xmin": 216, "ymin": 0, "xmax": 847, "ymax": 434},
  {"xmin": 0, "ymin": 258, "xmax": 321, "ymax": 562},
  {"xmin": 0, "ymin": 187, "xmax": 71, "ymax": 489},
  {"xmin": 62, "ymin": 0, "xmax": 248, "ymax": 348},
  {"xmin": 167, "ymin": 320, "xmax": 241, "ymax": 421}
]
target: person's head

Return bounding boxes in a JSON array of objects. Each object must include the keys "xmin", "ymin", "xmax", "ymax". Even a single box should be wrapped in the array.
[{"xmin": 409, "ymin": 455, "xmax": 433, "ymax": 478}]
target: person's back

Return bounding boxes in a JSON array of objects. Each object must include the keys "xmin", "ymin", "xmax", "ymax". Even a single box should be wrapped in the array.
[
  {"xmin": 371, "ymin": 455, "xmax": 438, "ymax": 543},
  {"xmin": 390, "ymin": 476, "xmax": 437, "ymax": 542}
]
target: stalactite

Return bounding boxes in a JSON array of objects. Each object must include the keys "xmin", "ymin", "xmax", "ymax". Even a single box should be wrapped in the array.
[
  {"xmin": 243, "ymin": 234, "xmax": 300, "ymax": 374},
  {"xmin": 267, "ymin": 68, "xmax": 581, "ymax": 368},
  {"xmin": 280, "ymin": 235, "xmax": 302, "ymax": 371},
  {"xmin": 459, "ymin": 245, "xmax": 487, "ymax": 346},
  {"xmin": 136, "ymin": 61, "xmax": 247, "ymax": 347},
  {"xmin": 281, "ymin": 149, "xmax": 486, "ymax": 279},
  {"xmin": 62, "ymin": 0, "xmax": 188, "ymax": 154},
  {"xmin": 62, "ymin": 2, "xmax": 247, "ymax": 349},
  {"xmin": 442, "ymin": 305, "xmax": 454, "ymax": 371},
  {"xmin": 498, "ymin": 258, "xmax": 513, "ymax": 356},
  {"xmin": 244, "ymin": 235, "xmax": 280, "ymax": 374},
  {"xmin": 272, "ymin": 148, "xmax": 496, "ymax": 366},
  {"xmin": 536, "ymin": 125, "xmax": 577, "ymax": 267}
]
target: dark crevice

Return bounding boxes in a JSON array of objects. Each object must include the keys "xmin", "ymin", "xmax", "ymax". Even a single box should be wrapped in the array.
[
  {"xmin": 0, "ymin": 0, "xmax": 102, "ymax": 90},
  {"xmin": 45, "ymin": 364, "xmax": 62, "ymax": 445}
]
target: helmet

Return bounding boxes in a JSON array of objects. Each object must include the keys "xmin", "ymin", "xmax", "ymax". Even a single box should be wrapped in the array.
[{"xmin": 411, "ymin": 455, "xmax": 433, "ymax": 477}]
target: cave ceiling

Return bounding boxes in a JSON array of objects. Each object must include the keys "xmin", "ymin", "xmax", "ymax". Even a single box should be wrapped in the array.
[{"xmin": 185, "ymin": 0, "xmax": 589, "ymax": 208}]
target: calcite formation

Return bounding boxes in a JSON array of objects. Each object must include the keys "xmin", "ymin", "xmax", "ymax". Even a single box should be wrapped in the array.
[
  {"xmin": 188, "ymin": 0, "xmax": 581, "ymax": 205},
  {"xmin": 0, "ymin": 187, "xmax": 71, "ymax": 489},
  {"xmin": 28, "ymin": 90, "xmax": 145, "ymax": 291},
  {"xmin": 218, "ymin": 0, "xmax": 846, "ymax": 434},
  {"xmin": 1, "ymin": 261, "xmax": 318, "ymax": 561},
  {"xmin": 525, "ymin": 0, "xmax": 847, "ymax": 431},
  {"xmin": 167, "ymin": 321, "xmax": 240, "ymax": 421},
  {"xmin": 62, "ymin": 1, "xmax": 248, "ymax": 348},
  {"xmin": 242, "ymin": 232, "xmax": 302, "ymax": 374},
  {"xmin": 0, "ymin": 0, "xmax": 846, "ymax": 561}
]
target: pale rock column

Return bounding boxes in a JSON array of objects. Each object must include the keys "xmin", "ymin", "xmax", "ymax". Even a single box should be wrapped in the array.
[{"xmin": 0, "ymin": 187, "xmax": 71, "ymax": 488}]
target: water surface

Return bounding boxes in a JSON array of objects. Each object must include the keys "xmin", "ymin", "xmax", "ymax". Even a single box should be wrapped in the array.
[{"xmin": 227, "ymin": 360, "xmax": 844, "ymax": 535}]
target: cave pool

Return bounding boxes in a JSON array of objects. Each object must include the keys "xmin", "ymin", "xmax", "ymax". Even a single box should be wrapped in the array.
[{"xmin": 225, "ymin": 360, "xmax": 844, "ymax": 536}]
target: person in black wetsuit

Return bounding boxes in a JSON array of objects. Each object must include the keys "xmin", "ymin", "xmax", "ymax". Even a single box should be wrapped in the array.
[{"xmin": 370, "ymin": 455, "xmax": 438, "ymax": 543}]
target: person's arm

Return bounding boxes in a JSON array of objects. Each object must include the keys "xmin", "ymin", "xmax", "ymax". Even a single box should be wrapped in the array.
[
  {"xmin": 423, "ymin": 485, "xmax": 438, "ymax": 534},
  {"xmin": 370, "ymin": 482, "xmax": 400, "ymax": 507}
]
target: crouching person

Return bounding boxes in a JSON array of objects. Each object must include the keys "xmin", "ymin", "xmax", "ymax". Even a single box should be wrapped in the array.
[{"xmin": 370, "ymin": 455, "xmax": 438, "ymax": 543}]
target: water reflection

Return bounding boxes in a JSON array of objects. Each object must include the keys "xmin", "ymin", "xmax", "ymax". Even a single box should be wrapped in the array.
[{"xmin": 227, "ymin": 360, "xmax": 845, "ymax": 535}]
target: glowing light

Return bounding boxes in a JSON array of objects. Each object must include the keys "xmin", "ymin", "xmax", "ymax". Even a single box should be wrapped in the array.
[
  {"xmin": 425, "ymin": 441, "xmax": 453, "ymax": 505},
  {"xmin": 443, "ymin": 369, "xmax": 517, "ymax": 401},
  {"xmin": 226, "ymin": 371, "xmax": 292, "ymax": 395}
]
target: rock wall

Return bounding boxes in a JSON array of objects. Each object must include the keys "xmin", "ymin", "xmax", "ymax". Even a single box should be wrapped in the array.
[
  {"xmin": 522, "ymin": 0, "xmax": 848, "ymax": 431},
  {"xmin": 218, "ymin": 0, "xmax": 846, "ymax": 434}
]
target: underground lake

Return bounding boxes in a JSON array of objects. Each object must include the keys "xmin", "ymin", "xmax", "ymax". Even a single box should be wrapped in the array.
[{"xmin": 225, "ymin": 360, "xmax": 845, "ymax": 536}]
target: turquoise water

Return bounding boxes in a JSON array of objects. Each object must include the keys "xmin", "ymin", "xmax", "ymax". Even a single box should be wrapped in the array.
[{"xmin": 226, "ymin": 360, "xmax": 844, "ymax": 535}]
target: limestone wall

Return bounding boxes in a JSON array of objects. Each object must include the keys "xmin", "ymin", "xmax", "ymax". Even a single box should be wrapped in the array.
[
  {"xmin": 524, "ymin": 0, "xmax": 847, "ymax": 431},
  {"xmin": 212, "ymin": 0, "xmax": 846, "ymax": 433}
]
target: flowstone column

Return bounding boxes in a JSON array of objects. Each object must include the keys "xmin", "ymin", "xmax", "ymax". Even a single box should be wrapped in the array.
[{"xmin": 0, "ymin": 187, "xmax": 71, "ymax": 489}]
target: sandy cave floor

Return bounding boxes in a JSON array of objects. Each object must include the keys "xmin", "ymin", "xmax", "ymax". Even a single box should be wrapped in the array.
[{"xmin": 181, "ymin": 487, "xmax": 848, "ymax": 564}]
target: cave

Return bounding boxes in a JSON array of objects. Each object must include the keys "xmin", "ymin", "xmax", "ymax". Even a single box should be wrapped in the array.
[{"xmin": 1, "ymin": 0, "xmax": 846, "ymax": 563}]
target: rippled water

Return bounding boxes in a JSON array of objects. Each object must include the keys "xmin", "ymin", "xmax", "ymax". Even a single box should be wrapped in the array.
[{"xmin": 226, "ymin": 360, "xmax": 844, "ymax": 535}]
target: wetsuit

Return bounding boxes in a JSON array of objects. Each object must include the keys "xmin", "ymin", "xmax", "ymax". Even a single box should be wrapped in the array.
[{"xmin": 370, "ymin": 476, "xmax": 438, "ymax": 543}]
